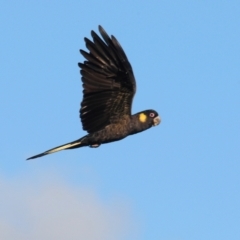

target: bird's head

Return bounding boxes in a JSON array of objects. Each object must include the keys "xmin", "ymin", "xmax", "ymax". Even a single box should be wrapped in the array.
[
  {"xmin": 130, "ymin": 110, "xmax": 161, "ymax": 135},
  {"xmin": 138, "ymin": 110, "xmax": 161, "ymax": 127}
]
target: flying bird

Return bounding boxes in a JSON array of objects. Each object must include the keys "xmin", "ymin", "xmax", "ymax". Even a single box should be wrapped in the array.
[{"xmin": 27, "ymin": 26, "xmax": 161, "ymax": 160}]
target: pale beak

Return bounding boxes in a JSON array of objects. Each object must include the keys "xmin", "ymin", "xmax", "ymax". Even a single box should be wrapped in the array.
[{"xmin": 153, "ymin": 116, "xmax": 161, "ymax": 126}]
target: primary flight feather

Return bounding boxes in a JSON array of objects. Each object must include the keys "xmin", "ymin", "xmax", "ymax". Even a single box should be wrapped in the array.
[{"xmin": 27, "ymin": 25, "xmax": 161, "ymax": 160}]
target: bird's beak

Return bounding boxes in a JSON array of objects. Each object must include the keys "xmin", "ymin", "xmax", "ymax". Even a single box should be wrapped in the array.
[{"xmin": 153, "ymin": 116, "xmax": 161, "ymax": 126}]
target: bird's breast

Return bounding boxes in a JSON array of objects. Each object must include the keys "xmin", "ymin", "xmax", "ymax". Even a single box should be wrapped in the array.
[{"xmin": 88, "ymin": 118, "xmax": 131, "ymax": 144}]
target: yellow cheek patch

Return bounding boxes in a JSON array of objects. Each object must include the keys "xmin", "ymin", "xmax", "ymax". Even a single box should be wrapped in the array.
[{"xmin": 139, "ymin": 113, "xmax": 147, "ymax": 123}]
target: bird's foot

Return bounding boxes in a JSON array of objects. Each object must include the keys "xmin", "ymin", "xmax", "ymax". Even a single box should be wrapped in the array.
[{"xmin": 90, "ymin": 144, "xmax": 100, "ymax": 148}]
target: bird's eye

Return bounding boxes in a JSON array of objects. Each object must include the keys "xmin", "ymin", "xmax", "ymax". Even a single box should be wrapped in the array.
[{"xmin": 149, "ymin": 112, "xmax": 155, "ymax": 118}]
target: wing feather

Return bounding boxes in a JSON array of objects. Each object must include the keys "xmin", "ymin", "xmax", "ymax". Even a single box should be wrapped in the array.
[{"xmin": 79, "ymin": 25, "xmax": 136, "ymax": 133}]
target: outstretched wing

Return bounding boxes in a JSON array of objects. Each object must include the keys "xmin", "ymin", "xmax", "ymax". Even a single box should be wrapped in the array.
[{"xmin": 78, "ymin": 25, "xmax": 136, "ymax": 134}]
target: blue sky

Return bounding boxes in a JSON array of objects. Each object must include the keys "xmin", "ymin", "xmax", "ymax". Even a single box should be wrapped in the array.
[{"xmin": 1, "ymin": 1, "xmax": 240, "ymax": 239}]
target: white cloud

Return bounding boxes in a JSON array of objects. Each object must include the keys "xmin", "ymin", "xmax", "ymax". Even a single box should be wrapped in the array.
[{"xmin": 0, "ymin": 173, "xmax": 138, "ymax": 240}]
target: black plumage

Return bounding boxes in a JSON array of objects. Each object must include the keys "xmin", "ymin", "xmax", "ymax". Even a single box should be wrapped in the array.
[{"xmin": 27, "ymin": 26, "xmax": 161, "ymax": 160}]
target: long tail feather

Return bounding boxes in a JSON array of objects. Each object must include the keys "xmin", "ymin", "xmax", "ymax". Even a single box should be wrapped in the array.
[{"xmin": 26, "ymin": 137, "xmax": 87, "ymax": 160}]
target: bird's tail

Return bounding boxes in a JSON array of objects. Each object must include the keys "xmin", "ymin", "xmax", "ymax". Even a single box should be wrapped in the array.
[{"xmin": 26, "ymin": 136, "xmax": 87, "ymax": 160}]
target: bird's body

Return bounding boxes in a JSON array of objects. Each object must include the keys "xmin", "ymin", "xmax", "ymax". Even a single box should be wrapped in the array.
[{"xmin": 27, "ymin": 26, "xmax": 161, "ymax": 160}]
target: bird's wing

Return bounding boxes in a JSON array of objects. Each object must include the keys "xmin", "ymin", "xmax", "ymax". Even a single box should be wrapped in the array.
[{"xmin": 78, "ymin": 25, "xmax": 136, "ymax": 134}]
